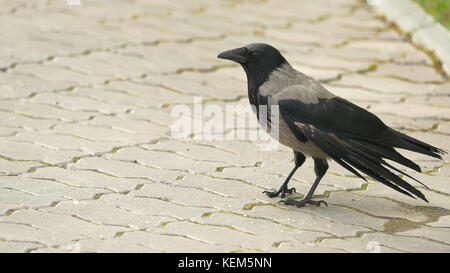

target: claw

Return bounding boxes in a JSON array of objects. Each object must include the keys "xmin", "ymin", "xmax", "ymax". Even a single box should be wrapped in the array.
[
  {"xmin": 263, "ymin": 190, "xmax": 279, "ymax": 198},
  {"xmin": 287, "ymin": 187, "xmax": 296, "ymax": 194},
  {"xmin": 280, "ymin": 198, "xmax": 327, "ymax": 207},
  {"xmin": 263, "ymin": 186, "xmax": 296, "ymax": 198},
  {"xmin": 316, "ymin": 200, "xmax": 328, "ymax": 207}
]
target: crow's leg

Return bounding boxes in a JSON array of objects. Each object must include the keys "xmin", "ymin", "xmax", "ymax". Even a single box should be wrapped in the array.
[
  {"xmin": 264, "ymin": 151, "xmax": 306, "ymax": 198},
  {"xmin": 281, "ymin": 158, "xmax": 329, "ymax": 207}
]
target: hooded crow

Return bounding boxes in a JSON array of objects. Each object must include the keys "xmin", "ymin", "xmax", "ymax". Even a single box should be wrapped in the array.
[{"xmin": 217, "ymin": 43, "xmax": 446, "ymax": 207}]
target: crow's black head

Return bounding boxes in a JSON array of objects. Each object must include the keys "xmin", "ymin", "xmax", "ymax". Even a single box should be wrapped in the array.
[
  {"xmin": 217, "ymin": 43, "xmax": 287, "ymax": 89},
  {"xmin": 218, "ymin": 43, "xmax": 286, "ymax": 75}
]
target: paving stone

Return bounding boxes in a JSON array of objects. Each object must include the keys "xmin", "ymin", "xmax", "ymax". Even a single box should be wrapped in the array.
[
  {"xmin": 0, "ymin": 188, "xmax": 62, "ymax": 210},
  {"xmin": 271, "ymin": 241, "xmax": 348, "ymax": 253},
  {"xmin": 0, "ymin": 158, "xmax": 41, "ymax": 175},
  {"xmin": 0, "ymin": 100, "xmax": 93, "ymax": 122},
  {"xmin": 428, "ymin": 215, "xmax": 450, "ymax": 228},
  {"xmin": 371, "ymin": 62, "xmax": 445, "ymax": 82},
  {"xmin": 62, "ymin": 237, "xmax": 158, "ymax": 253},
  {"xmin": 29, "ymin": 166, "xmax": 152, "ymax": 193},
  {"xmin": 119, "ymin": 231, "xmax": 245, "ymax": 253},
  {"xmin": 360, "ymin": 232, "xmax": 450, "ymax": 252},
  {"xmin": 322, "ymin": 84, "xmax": 406, "ymax": 105},
  {"xmin": 241, "ymin": 205, "xmax": 374, "ymax": 240},
  {"xmin": 316, "ymin": 236, "xmax": 406, "ymax": 253},
  {"xmin": 43, "ymin": 200, "xmax": 176, "ymax": 231},
  {"xmin": 69, "ymin": 156, "xmax": 185, "ymax": 183},
  {"xmin": 334, "ymin": 74, "xmax": 440, "ymax": 95},
  {"xmin": 397, "ymin": 226, "xmax": 450, "ymax": 245},
  {"xmin": 0, "ymin": 176, "xmax": 107, "ymax": 202},
  {"xmin": 0, "ymin": 140, "xmax": 83, "ymax": 165},
  {"xmin": 0, "ymin": 240, "xmax": 43, "ymax": 253},
  {"xmin": 48, "ymin": 123, "xmax": 155, "ymax": 144},
  {"xmin": 98, "ymin": 193, "xmax": 211, "ymax": 220},
  {"xmin": 158, "ymin": 220, "xmax": 284, "ymax": 250},
  {"xmin": 0, "ymin": 209, "xmax": 125, "ymax": 246}
]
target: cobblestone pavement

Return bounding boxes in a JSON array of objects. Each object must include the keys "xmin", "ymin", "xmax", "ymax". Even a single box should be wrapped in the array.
[{"xmin": 0, "ymin": 0, "xmax": 449, "ymax": 253}]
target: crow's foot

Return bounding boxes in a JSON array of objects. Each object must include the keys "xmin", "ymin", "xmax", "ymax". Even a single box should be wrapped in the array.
[
  {"xmin": 280, "ymin": 198, "xmax": 327, "ymax": 207},
  {"xmin": 263, "ymin": 186, "xmax": 296, "ymax": 198}
]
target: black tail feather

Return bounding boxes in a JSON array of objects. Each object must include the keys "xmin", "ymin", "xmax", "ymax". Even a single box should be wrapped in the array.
[
  {"xmin": 301, "ymin": 126, "xmax": 432, "ymax": 201},
  {"xmin": 348, "ymin": 139, "xmax": 421, "ymax": 172},
  {"xmin": 389, "ymin": 128, "xmax": 446, "ymax": 159},
  {"xmin": 347, "ymin": 139, "xmax": 429, "ymax": 189},
  {"xmin": 344, "ymin": 146, "xmax": 428, "ymax": 202},
  {"xmin": 379, "ymin": 159, "xmax": 429, "ymax": 190},
  {"xmin": 341, "ymin": 156, "xmax": 418, "ymax": 200}
]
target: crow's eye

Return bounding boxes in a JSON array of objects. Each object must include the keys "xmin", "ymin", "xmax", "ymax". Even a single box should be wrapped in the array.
[{"xmin": 250, "ymin": 52, "xmax": 260, "ymax": 62}]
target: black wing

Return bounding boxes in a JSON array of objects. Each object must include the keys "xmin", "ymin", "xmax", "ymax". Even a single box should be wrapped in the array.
[{"xmin": 279, "ymin": 97, "xmax": 445, "ymax": 201}]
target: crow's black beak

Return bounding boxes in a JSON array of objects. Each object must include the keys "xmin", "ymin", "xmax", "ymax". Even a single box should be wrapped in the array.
[{"xmin": 217, "ymin": 47, "xmax": 249, "ymax": 63}]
